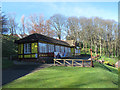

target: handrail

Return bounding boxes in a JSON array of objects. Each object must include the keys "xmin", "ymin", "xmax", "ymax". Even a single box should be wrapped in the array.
[
  {"xmin": 54, "ymin": 59, "xmax": 92, "ymax": 61},
  {"xmin": 54, "ymin": 58, "xmax": 93, "ymax": 67}
]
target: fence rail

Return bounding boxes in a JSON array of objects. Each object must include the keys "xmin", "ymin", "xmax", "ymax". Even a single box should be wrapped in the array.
[{"xmin": 54, "ymin": 59, "xmax": 93, "ymax": 67}]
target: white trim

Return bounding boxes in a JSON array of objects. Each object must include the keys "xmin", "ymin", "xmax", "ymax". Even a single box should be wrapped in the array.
[{"xmin": 24, "ymin": 43, "xmax": 31, "ymax": 54}]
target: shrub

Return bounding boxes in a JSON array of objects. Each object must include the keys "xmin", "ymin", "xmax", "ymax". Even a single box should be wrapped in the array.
[
  {"xmin": 2, "ymin": 35, "xmax": 19, "ymax": 58},
  {"xmin": 104, "ymin": 61, "xmax": 109, "ymax": 65}
]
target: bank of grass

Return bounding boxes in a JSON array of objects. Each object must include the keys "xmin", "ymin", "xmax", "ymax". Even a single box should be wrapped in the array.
[
  {"xmin": 98, "ymin": 56, "xmax": 118, "ymax": 65},
  {"xmin": 3, "ymin": 62, "xmax": 118, "ymax": 88},
  {"xmin": 81, "ymin": 49, "xmax": 118, "ymax": 65},
  {"xmin": 2, "ymin": 58, "xmax": 14, "ymax": 69}
]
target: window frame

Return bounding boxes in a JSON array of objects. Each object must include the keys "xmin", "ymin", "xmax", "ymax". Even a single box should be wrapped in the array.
[{"xmin": 24, "ymin": 43, "xmax": 31, "ymax": 54}]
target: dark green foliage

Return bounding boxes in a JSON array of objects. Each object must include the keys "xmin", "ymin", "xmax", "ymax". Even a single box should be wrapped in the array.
[
  {"xmin": 2, "ymin": 57, "xmax": 14, "ymax": 68},
  {"xmin": 2, "ymin": 35, "xmax": 19, "ymax": 58}
]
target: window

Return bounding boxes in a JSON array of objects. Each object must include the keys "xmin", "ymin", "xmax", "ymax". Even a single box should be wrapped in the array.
[
  {"xmin": 48, "ymin": 44, "xmax": 54, "ymax": 52},
  {"xmin": 56, "ymin": 45, "xmax": 60, "ymax": 52},
  {"xmin": 39, "ymin": 42, "xmax": 48, "ymax": 53},
  {"xmin": 65, "ymin": 47, "xmax": 68, "ymax": 53},
  {"xmin": 68, "ymin": 47, "xmax": 71, "ymax": 53},
  {"xmin": 24, "ymin": 43, "xmax": 31, "ymax": 54},
  {"xmin": 61, "ymin": 46, "xmax": 64, "ymax": 53}
]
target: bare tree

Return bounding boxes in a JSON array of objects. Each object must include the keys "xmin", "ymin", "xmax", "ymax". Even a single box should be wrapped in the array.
[
  {"xmin": 20, "ymin": 15, "xmax": 25, "ymax": 34},
  {"xmin": 26, "ymin": 14, "xmax": 55, "ymax": 37},
  {"xmin": 26, "ymin": 14, "xmax": 45, "ymax": 34},
  {"xmin": 49, "ymin": 14, "xmax": 66, "ymax": 40},
  {"xmin": 7, "ymin": 14, "xmax": 18, "ymax": 35}
]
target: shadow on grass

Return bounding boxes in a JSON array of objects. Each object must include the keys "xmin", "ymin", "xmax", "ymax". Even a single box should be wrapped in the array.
[
  {"xmin": 2, "ymin": 64, "xmax": 44, "ymax": 85},
  {"xmin": 94, "ymin": 62, "xmax": 118, "ymax": 74}
]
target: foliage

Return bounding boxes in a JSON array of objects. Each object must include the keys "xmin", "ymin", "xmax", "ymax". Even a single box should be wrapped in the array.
[
  {"xmin": 2, "ymin": 34, "xmax": 19, "ymax": 58},
  {"xmin": 2, "ymin": 57, "xmax": 14, "ymax": 69},
  {"xmin": 3, "ymin": 62, "xmax": 118, "ymax": 88}
]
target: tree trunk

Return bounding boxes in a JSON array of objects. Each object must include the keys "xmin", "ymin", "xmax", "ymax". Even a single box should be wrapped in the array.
[
  {"xmin": 94, "ymin": 40, "xmax": 97, "ymax": 56},
  {"xmin": 112, "ymin": 42, "xmax": 114, "ymax": 57},
  {"xmin": 115, "ymin": 41, "xmax": 117, "ymax": 57},
  {"xmin": 86, "ymin": 43, "xmax": 87, "ymax": 54},
  {"xmin": 90, "ymin": 37, "xmax": 92, "ymax": 49},
  {"xmin": 99, "ymin": 36, "xmax": 102, "ymax": 56}
]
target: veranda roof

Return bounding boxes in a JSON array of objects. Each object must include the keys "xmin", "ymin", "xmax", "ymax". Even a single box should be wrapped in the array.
[{"xmin": 15, "ymin": 33, "xmax": 70, "ymax": 47}]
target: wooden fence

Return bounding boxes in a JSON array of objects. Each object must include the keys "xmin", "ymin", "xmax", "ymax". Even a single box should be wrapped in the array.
[{"xmin": 54, "ymin": 59, "xmax": 93, "ymax": 67}]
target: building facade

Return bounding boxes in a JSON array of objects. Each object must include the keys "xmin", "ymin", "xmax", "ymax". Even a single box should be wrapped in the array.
[{"xmin": 15, "ymin": 33, "xmax": 75, "ymax": 63}]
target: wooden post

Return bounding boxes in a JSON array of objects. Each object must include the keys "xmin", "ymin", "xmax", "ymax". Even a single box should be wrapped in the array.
[
  {"xmin": 91, "ymin": 60, "xmax": 93, "ymax": 67},
  {"xmin": 54, "ymin": 59, "xmax": 55, "ymax": 66},
  {"xmin": 72, "ymin": 60, "xmax": 74, "ymax": 67},
  {"xmin": 90, "ymin": 49, "xmax": 92, "ymax": 59},
  {"xmin": 37, "ymin": 42, "xmax": 39, "ymax": 60},
  {"xmin": 23, "ymin": 43, "xmax": 24, "ymax": 59},
  {"xmin": 82, "ymin": 60, "xmax": 84, "ymax": 67},
  {"xmin": 64, "ymin": 60, "xmax": 65, "ymax": 66}
]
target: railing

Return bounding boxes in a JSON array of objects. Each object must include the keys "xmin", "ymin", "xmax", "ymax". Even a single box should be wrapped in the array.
[{"xmin": 54, "ymin": 59, "xmax": 93, "ymax": 67}]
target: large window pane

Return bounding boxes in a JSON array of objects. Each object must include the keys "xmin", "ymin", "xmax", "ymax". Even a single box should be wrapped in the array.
[
  {"xmin": 68, "ymin": 47, "xmax": 71, "ymax": 53},
  {"xmin": 56, "ymin": 45, "xmax": 60, "ymax": 52},
  {"xmin": 48, "ymin": 44, "xmax": 54, "ymax": 52},
  {"xmin": 65, "ymin": 47, "xmax": 68, "ymax": 53},
  {"xmin": 61, "ymin": 46, "xmax": 64, "ymax": 53},
  {"xmin": 39, "ymin": 42, "xmax": 48, "ymax": 53}
]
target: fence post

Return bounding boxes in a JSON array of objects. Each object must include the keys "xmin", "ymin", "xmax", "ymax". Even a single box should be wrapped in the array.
[
  {"xmin": 91, "ymin": 60, "xmax": 93, "ymax": 67},
  {"xmin": 64, "ymin": 60, "xmax": 65, "ymax": 66},
  {"xmin": 72, "ymin": 60, "xmax": 74, "ymax": 67},
  {"xmin": 54, "ymin": 59, "xmax": 55, "ymax": 66},
  {"xmin": 82, "ymin": 60, "xmax": 84, "ymax": 67}
]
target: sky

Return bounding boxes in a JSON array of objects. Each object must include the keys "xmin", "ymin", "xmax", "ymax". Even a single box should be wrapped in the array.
[{"xmin": 2, "ymin": 2, "xmax": 118, "ymax": 23}]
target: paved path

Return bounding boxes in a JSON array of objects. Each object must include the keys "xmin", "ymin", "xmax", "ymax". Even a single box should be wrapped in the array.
[{"xmin": 2, "ymin": 64, "xmax": 53, "ymax": 85}]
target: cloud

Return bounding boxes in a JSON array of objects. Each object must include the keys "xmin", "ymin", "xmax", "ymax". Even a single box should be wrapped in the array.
[{"xmin": 47, "ymin": 3, "xmax": 118, "ymax": 21}]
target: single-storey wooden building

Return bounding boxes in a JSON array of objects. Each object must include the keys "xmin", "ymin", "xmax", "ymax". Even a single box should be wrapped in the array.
[{"xmin": 15, "ymin": 33, "xmax": 75, "ymax": 63}]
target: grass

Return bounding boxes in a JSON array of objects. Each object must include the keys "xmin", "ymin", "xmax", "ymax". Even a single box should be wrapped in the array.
[
  {"xmin": 79, "ymin": 49, "xmax": 118, "ymax": 65},
  {"xmin": 3, "ymin": 62, "xmax": 118, "ymax": 88},
  {"xmin": 98, "ymin": 56, "xmax": 118, "ymax": 65},
  {"xmin": 2, "ymin": 58, "xmax": 14, "ymax": 69}
]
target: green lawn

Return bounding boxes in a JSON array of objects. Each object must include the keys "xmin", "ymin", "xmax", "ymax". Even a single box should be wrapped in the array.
[
  {"xmin": 2, "ymin": 58, "xmax": 14, "ymax": 69},
  {"xmin": 3, "ymin": 62, "xmax": 118, "ymax": 88}
]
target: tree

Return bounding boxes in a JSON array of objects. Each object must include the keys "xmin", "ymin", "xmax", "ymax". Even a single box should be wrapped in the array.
[
  {"xmin": 20, "ymin": 15, "xmax": 26, "ymax": 34},
  {"xmin": 66, "ymin": 16, "xmax": 80, "ymax": 41},
  {"xmin": 0, "ymin": 13, "xmax": 8, "ymax": 34},
  {"xmin": 26, "ymin": 14, "xmax": 55, "ymax": 37},
  {"xmin": 44, "ymin": 19, "xmax": 55, "ymax": 37},
  {"xmin": 49, "ymin": 14, "xmax": 66, "ymax": 40},
  {"xmin": 7, "ymin": 14, "xmax": 18, "ymax": 35},
  {"xmin": 26, "ymin": 14, "xmax": 45, "ymax": 34}
]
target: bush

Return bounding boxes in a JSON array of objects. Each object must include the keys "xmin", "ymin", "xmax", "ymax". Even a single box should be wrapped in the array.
[
  {"xmin": 104, "ymin": 61, "xmax": 109, "ymax": 65},
  {"xmin": 2, "ymin": 57, "xmax": 14, "ymax": 68},
  {"xmin": 2, "ymin": 35, "xmax": 19, "ymax": 58}
]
